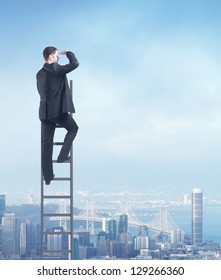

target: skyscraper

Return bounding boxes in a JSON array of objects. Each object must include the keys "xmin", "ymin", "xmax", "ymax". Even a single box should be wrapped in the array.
[
  {"xmin": 46, "ymin": 226, "xmax": 68, "ymax": 258},
  {"xmin": 109, "ymin": 241, "xmax": 126, "ymax": 259},
  {"xmin": 0, "ymin": 195, "xmax": 6, "ymax": 224},
  {"xmin": 96, "ymin": 231, "xmax": 108, "ymax": 256},
  {"xmin": 192, "ymin": 188, "xmax": 203, "ymax": 245},
  {"xmin": 73, "ymin": 235, "xmax": 79, "ymax": 260},
  {"xmin": 106, "ymin": 219, "xmax": 117, "ymax": 241},
  {"xmin": 20, "ymin": 222, "xmax": 27, "ymax": 256},
  {"xmin": 2, "ymin": 213, "xmax": 18, "ymax": 255},
  {"xmin": 134, "ymin": 226, "xmax": 149, "ymax": 251},
  {"xmin": 170, "ymin": 229, "xmax": 185, "ymax": 244},
  {"xmin": 0, "ymin": 224, "xmax": 2, "ymax": 253},
  {"xmin": 20, "ymin": 221, "xmax": 40, "ymax": 257},
  {"xmin": 0, "ymin": 195, "xmax": 5, "ymax": 253},
  {"xmin": 117, "ymin": 214, "xmax": 128, "ymax": 235}
]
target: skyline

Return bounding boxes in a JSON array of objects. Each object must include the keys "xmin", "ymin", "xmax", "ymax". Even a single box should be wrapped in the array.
[
  {"xmin": 2, "ymin": 189, "xmax": 221, "ymax": 254},
  {"xmin": 2, "ymin": 187, "xmax": 221, "ymax": 247},
  {"xmin": 1, "ymin": 1, "xmax": 221, "ymax": 203},
  {"xmin": 2, "ymin": 203, "xmax": 221, "ymax": 260}
]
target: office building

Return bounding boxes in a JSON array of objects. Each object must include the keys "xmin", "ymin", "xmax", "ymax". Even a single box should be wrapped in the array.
[
  {"xmin": 96, "ymin": 231, "xmax": 108, "ymax": 256},
  {"xmin": 134, "ymin": 226, "xmax": 149, "ymax": 250},
  {"xmin": 170, "ymin": 229, "xmax": 185, "ymax": 244},
  {"xmin": 0, "ymin": 195, "xmax": 6, "ymax": 224},
  {"xmin": 106, "ymin": 219, "xmax": 117, "ymax": 240},
  {"xmin": 20, "ymin": 221, "xmax": 40, "ymax": 257},
  {"xmin": 2, "ymin": 213, "xmax": 18, "ymax": 255},
  {"xmin": 117, "ymin": 214, "xmax": 128, "ymax": 236},
  {"xmin": 76, "ymin": 230, "xmax": 90, "ymax": 247},
  {"xmin": 73, "ymin": 235, "xmax": 79, "ymax": 260},
  {"xmin": 192, "ymin": 188, "xmax": 203, "ymax": 245},
  {"xmin": 46, "ymin": 226, "xmax": 68, "ymax": 258},
  {"xmin": 109, "ymin": 241, "xmax": 126, "ymax": 258},
  {"xmin": 20, "ymin": 222, "xmax": 27, "ymax": 256},
  {"xmin": 184, "ymin": 193, "xmax": 191, "ymax": 206},
  {"xmin": 0, "ymin": 224, "xmax": 2, "ymax": 253}
]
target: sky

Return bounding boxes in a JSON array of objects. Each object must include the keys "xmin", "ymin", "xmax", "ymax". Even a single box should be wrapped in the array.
[{"xmin": 1, "ymin": 0, "xmax": 221, "ymax": 204}]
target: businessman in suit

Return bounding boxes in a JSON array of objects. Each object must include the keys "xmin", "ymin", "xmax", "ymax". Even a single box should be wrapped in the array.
[{"xmin": 36, "ymin": 46, "xmax": 79, "ymax": 185}]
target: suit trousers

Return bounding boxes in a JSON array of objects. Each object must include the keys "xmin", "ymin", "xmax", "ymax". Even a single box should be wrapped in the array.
[{"xmin": 41, "ymin": 113, "xmax": 78, "ymax": 182}]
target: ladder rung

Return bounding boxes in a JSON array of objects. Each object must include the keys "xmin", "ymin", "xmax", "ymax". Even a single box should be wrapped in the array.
[
  {"xmin": 43, "ymin": 231, "xmax": 71, "ymax": 235},
  {"xmin": 52, "ymin": 160, "xmax": 70, "ymax": 163},
  {"xmin": 43, "ymin": 213, "xmax": 71, "ymax": 217},
  {"xmin": 53, "ymin": 142, "xmax": 64, "ymax": 145},
  {"xmin": 53, "ymin": 177, "xmax": 71, "ymax": 181},
  {"xmin": 42, "ymin": 250, "xmax": 71, "ymax": 253},
  {"xmin": 43, "ymin": 195, "xmax": 71, "ymax": 199}
]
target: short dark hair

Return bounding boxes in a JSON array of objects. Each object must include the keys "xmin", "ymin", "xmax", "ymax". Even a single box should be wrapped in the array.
[{"xmin": 43, "ymin": 46, "xmax": 57, "ymax": 60}]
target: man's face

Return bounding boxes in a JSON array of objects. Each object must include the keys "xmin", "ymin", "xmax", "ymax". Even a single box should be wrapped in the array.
[{"xmin": 49, "ymin": 50, "xmax": 59, "ymax": 63}]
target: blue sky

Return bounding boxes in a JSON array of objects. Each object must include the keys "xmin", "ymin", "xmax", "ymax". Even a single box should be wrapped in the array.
[{"xmin": 1, "ymin": 0, "xmax": 221, "ymax": 203}]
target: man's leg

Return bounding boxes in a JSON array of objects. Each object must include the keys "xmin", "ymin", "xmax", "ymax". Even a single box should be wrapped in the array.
[
  {"xmin": 55, "ymin": 113, "xmax": 78, "ymax": 162},
  {"xmin": 41, "ymin": 120, "xmax": 56, "ymax": 183}
]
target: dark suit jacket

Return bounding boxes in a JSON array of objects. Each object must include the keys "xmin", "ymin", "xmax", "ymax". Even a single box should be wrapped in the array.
[{"xmin": 36, "ymin": 51, "xmax": 79, "ymax": 120}]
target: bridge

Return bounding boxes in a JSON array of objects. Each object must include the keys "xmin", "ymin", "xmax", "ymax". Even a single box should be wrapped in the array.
[{"xmin": 50, "ymin": 200, "xmax": 179, "ymax": 235}]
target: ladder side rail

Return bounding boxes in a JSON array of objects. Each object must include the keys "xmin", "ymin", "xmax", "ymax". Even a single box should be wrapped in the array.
[
  {"xmin": 69, "ymin": 79, "xmax": 74, "ymax": 260},
  {"xmin": 40, "ymin": 166, "xmax": 44, "ymax": 258}
]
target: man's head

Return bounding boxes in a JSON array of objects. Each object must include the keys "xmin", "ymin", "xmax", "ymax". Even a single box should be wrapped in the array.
[{"xmin": 43, "ymin": 46, "xmax": 59, "ymax": 63}]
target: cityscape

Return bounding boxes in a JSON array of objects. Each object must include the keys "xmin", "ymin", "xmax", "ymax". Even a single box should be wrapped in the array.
[{"xmin": 0, "ymin": 187, "xmax": 221, "ymax": 260}]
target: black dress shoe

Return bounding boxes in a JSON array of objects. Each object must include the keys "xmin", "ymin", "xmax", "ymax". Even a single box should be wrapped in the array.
[
  {"xmin": 45, "ymin": 174, "xmax": 55, "ymax": 185},
  {"xmin": 57, "ymin": 156, "xmax": 71, "ymax": 163}
]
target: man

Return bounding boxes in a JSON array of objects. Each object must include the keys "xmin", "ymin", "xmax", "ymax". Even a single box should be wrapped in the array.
[{"xmin": 36, "ymin": 46, "xmax": 79, "ymax": 185}]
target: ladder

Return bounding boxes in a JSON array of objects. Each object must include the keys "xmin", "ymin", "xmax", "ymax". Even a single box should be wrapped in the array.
[{"xmin": 40, "ymin": 80, "xmax": 74, "ymax": 260}]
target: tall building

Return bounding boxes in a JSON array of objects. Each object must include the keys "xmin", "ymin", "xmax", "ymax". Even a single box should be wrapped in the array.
[
  {"xmin": 134, "ymin": 226, "xmax": 149, "ymax": 251},
  {"xmin": 76, "ymin": 231, "xmax": 90, "ymax": 247},
  {"xmin": 96, "ymin": 231, "xmax": 108, "ymax": 256},
  {"xmin": 192, "ymin": 188, "xmax": 203, "ymax": 245},
  {"xmin": 20, "ymin": 221, "xmax": 40, "ymax": 257},
  {"xmin": 109, "ymin": 241, "xmax": 126, "ymax": 259},
  {"xmin": 117, "ymin": 214, "xmax": 128, "ymax": 235},
  {"xmin": 138, "ymin": 226, "xmax": 148, "ymax": 237},
  {"xmin": 20, "ymin": 222, "xmax": 27, "ymax": 256},
  {"xmin": 0, "ymin": 195, "xmax": 6, "ymax": 252},
  {"xmin": 0, "ymin": 195, "xmax": 6, "ymax": 224},
  {"xmin": 2, "ymin": 213, "xmax": 18, "ymax": 255},
  {"xmin": 73, "ymin": 235, "xmax": 79, "ymax": 260},
  {"xmin": 0, "ymin": 224, "xmax": 2, "ymax": 253},
  {"xmin": 46, "ymin": 226, "xmax": 68, "ymax": 258},
  {"xmin": 184, "ymin": 193, "xmax": 191, "ymax": 206},
  {"xmin": 170, "ymin": 229, "xmax": 185, "ymax": 244},
  {"xmin": 106, "ymin": 219, "xmax": 117, "ymax": 241}
]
